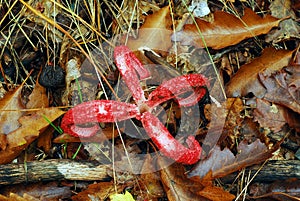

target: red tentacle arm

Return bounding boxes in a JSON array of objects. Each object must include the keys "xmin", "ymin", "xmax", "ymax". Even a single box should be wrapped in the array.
[
  {"xmin": 114, "ymin": 46, "xmax": 150, "ymax": 104},
  {"xmin": 61, "ymin": 45, "xmax": 208, "ymax": 164},
  {"xmin": 141, "ymin": 111, "xmax": 202, "ymax": 165},
  {"xmin": 61, "ymin": 100, "xmax": 139, "ymax": 137},
  {"xmin": 146, "ymin": 74, "xmax": 209, "ymax": 108}
]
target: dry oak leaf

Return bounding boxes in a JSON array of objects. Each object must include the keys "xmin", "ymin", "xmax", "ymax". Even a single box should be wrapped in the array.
[
  {"xmin": 26, "ymin": 81, "xmax": 49, "ymax": 109},
  {"xmin": 72, "ymin": 182, "xmax": 123, "ymax": 201},
  {"xmin": 0, "ymin": 192, "xmax": 39, "ymax": 201},
  {"xmin": 266, "ymin": 0, "xmax": 300, "ymax": 43},
  {"xmin": 0, "ymin": 182, "xmax": 72, "ymax": 200},
  {"xmin": 188, "ymin": 139, "xmax": 279, "ymax": 179},
  {"xmin": 159, "ymin": 158, "xmax": 235, "ymax": 201},
  {"xmin": 0, "ymin": 107, "xmax": 64, "ymax": 164},
  {"xmin": 0, "ymin": 86, "xmax": 24, "ymax": 134},
  {"xmin": 201, "ymin": 98, "xmax": 244, "ymax": 157},
  {"xmin": 259, "ymin": 65, "xmax": 300, "ymax": 114},
  {"xmin": 127, "ymin": 6, "xmax": 173, "ymax": 52},
  {"xmin": 53, "ymin": 126, "xmax": 117, "ymax": 143},
  {"xmin": 172, "ymin": 8, "xmax": 284, "ymax": 49},
  {"xmin": 249, "ymin": 178, "xmax": 300, "ymax": 200},
  {"xmin": 139, "ymin": 155, "xmax": 165, "ymax": 198},
  {"xmin": 253, "ymin": 99, "xmax": 288, "ymax": 132},
  {"xmin": 226, "ymin": 47, "xmax": 294, "ymax": 98}
]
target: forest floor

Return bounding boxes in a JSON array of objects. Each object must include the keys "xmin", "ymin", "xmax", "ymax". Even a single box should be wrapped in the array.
[{"xmin": 0, "ymin": 0, "xmax": 299, "ymax": 200}]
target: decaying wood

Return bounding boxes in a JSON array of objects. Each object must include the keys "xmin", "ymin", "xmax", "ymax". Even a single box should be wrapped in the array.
[
  {"xmin": 0, "ymin": 159, "xmax": 110, "ymax": 186},
  {"xmin": 221, "ymin": 160, "xmax": 300, "ymax": 183},
  {"xmin": 0, "ymin": 159, "xmax": 299, "ymax": 186}
]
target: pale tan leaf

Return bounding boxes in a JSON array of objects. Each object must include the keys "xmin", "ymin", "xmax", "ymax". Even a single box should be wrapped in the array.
[
  {"xmin": 127, "ymin": 6, "xmax": 172, "ymax": 52},
  {"xmin": 0, "ymin": 107, "xmax": 65, "ymax": 164},
  {"xmin": 72, "ymin": 182, "xmax": 120, "ymax": 201},
  {"xmin": 0, "ymin": 86, "xmax": 24, "ymax": 134},
  {"xmin": 26, "ymin": 81, "xmax": 49, "ymax": 109}
]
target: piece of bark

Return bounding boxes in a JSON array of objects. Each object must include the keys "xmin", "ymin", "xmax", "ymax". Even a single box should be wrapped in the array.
[
  {"xmin": 220, "ymin": 160, "xmax": 300, "ymax": 183},
  {"xmin": 0, "ymin": 159, "xmax": 110, "ymax": 186},
  {"xmin": 0, "ymin": 159, "xmax": 299, "ymax": 186}
]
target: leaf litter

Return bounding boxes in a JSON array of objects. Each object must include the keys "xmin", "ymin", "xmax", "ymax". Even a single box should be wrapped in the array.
[
  {"xmin": 172, "ymin": 8, "xmax": 285, "ymax": 49},
  {"xmin": 0, "ymin": 0, "xmax": 299, "ymax": 200}
]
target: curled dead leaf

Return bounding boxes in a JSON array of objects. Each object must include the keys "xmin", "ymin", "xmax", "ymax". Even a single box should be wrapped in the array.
[
  {"xmin": 253, "ymin": 99, "xmax": 287, "ymax": 132},
  {"xmin": 258, "ymin": 65, "xmax": 300, "ymax": 116},
  {"xmin": 159, "ymin": 158, "xmax": 235, "ymax": 201},
  {"xmin": 202, "ymin": 98, "xmax": 244, "ymax": 155},
  {"xmin": 188, "ymin": 139, "xmax": 279, "ymax": 179}
]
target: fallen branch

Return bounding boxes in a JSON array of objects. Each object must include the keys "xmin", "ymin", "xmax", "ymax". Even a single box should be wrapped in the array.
[
  {"xmin": 0, "ymin": 159, "xmax": 299, "ymax": 186},
  {"xmin": 0, "ymin": 159, "xmax": 110, "ymax": 186},
  {"xmin": 220, "ymin": 160, "xmax": 300, "ymax": 183}
]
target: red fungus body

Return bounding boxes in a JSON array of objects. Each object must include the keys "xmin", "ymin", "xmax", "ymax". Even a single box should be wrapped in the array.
[{"xmin": 60, "ymin": 45, "xmax": 209, "ymax": 164}]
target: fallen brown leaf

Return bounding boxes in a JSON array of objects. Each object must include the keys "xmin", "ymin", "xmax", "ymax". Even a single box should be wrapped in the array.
[
  {"xmin": 283, "ymin": 110, "xmax": 300, "ymax": 133},
  {"xmin": 266, "ymin": 0, "xmax": 300, "ymax": 43},
  {"xmin": 53, "ymin": 126, "xmax": 117, "ymax": 143},
  {"xmin": 72, "ymin": 182, "xmax": 115, "ymax": 201},
  {"xmin": 259, "ymin": 65, "xmax": 300, "ymax": 114},
  {"xmin": 0, "ymin": 193, "xmax": 39, "ymax": 201},
  {"xmin": 226, "ymin": 47, "xmax": 294, "ymax": 98},
  {"xmin": 139, "ymin": 155, "xmax": 165, "ymax": 198},
  {"xmin": 159, "ymin": 158, "xmax": 235, "ymax": 201},
  {"xmin": 26, "ymin": 81, "xmax": 49, "ymax": 109},
  {"xmin": 0, "ymin": 133, "xmax": 7, "ymax": 150},
  {"xmin": 0, "ymin": 108, "xmax": 64, "ymax": 164},
  {"xmin": 0, "ymin": 86, "xmax": 24, "ymax": 134},
  {"xmin": 188, "ymin": 139, "xmax": 279, "ymax": 179},
  {"xmin": 0, "ymin": 182, "xmax": 71, "ymax": 200},
  {"xmin": 37, "ymin": 127, "xmax": 55, "ymax": 155},
  {"xmin": 253, "ymin": 99, "xmax": 287, "ymax": 132},
  {"xmin": 199, "ymin": 185, "xmax": 236, "ymax": 201},
  {"xmin": 127, "ymin": 6, "xmax": 173, "ymax": 52},
  {"xmin": 202, "ymin": 98, "xmax": 244, "ymax": 155},
  {"xmin": 239, "ymin": 118, "xmax": 268, "ymax": 145},
  {"xmin": 249, "ymin": 178, "xmax": 300, "ymax": 201},
  {"xmin": 172, "ymin": 8, "xmax": 283, "ymax": 49}
]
